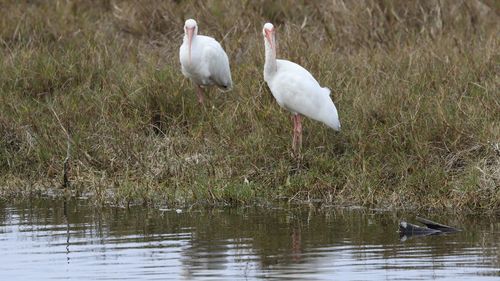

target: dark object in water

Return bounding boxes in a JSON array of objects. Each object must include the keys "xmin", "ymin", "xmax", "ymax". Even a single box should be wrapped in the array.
[
  {"xmin": 415, "ymin": 216, "xmax": 461, "ymax": 232},
  {"xmin": 399, "ymin": 217, "xmax": 461, "ymax": 241},
  {"xmin": 399, "ymin": 221, "xmax": 442, "ymax": 236}
]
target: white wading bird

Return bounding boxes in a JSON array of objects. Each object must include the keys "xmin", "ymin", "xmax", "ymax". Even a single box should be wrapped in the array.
[
  {"xmin": 262, "ymin": 23, "xmax": 341, "ymax": 154},
  {"xmin": 179, "ymin": 19, "xmax": 232, "ymax": 104}
]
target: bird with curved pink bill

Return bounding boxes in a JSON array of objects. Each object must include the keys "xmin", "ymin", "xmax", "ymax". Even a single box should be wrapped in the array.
[
  {"xmin": 179, "ymin": 19, "xmax": 233, "ymax": 104},
  {"xmin": 262, "ymin": 23, "xmax": 341, "ymax": 156}
]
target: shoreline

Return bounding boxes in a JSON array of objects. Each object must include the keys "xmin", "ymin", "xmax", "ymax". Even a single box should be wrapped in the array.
[
  {"xmin": 1, "ymin": 1, "xmax": 498, "ymax": 213},
  {"xmin": 1, "ymin": 177, "xmax": 498, "ymax": 214}
]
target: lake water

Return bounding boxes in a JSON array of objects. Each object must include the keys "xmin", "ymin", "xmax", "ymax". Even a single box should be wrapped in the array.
[{"xmin": 0, "ymin": 199, "xmax": 498, "ymax": 280}]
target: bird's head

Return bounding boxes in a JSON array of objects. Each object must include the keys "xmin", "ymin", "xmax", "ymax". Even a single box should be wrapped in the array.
[
  {"xmin": 262, "ymin": 23, "xmax": 275, "ymax": 54},
  {"xmin": 184, "ymin": 19, "xmax": 198, "ymax": 63}
]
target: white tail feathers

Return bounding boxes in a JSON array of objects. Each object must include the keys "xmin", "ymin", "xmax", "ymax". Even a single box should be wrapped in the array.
[{"xmin": 322, "ymin": 87, "xmax": 341, "ymax": 131}]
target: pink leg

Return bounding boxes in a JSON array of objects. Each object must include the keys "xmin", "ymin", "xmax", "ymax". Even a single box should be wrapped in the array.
[
  {"xmin": 292, "ymin": 115, "xmax": 297, "ymax": 153},
  {"xmin": 292, "ymin": 114, "xmax": 302, "ymax": 155},
  {"xmin": 196, "ymin": 85, "xmax": 205, "ymax": 104},
  {"xmin": 296, "ymin": 114, "xmax": 302, "ymax": 153}
]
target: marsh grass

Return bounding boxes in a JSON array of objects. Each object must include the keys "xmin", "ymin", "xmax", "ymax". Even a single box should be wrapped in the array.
[{"xmin": 0, "ymin": 0, "xmax": 499, "ymax": 211}]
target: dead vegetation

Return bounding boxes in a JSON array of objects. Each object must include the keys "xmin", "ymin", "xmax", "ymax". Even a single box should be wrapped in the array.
[{"xmin": 0, "ymin": 0, "xmax": 498, "ymax": 211}]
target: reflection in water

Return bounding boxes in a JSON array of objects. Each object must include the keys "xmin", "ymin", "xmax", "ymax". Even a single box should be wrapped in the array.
[{"xmin": 0, "ymin": 199, "xmax": 498, "ymax": 280}]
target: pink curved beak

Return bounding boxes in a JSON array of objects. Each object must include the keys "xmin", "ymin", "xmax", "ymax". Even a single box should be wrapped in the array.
[
  {"xmin": 265, "ymin": 29, "xmax": 275, "ymax": 56},
  {"xmin": 187, "ymin": 27, "xmax": 195, "ymax": 63}
]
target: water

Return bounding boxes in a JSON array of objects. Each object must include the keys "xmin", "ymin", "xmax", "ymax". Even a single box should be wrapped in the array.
[{"xmin": 0, "ymin": 199, "xmax": 498, "ymax": 280}]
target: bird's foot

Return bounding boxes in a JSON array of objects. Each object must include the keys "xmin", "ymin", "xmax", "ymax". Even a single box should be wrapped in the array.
[
  {"xmin": 291, "ymin": 148, "xmax": 303, "ymax": 161},
  {"xmin": 289, "ymin": 152, "xmax": 304, "ymax": 174},
  {"xmin": 197, "ymin": 93, "xmax": 205, "ymax": 104},
  {"xmin": 196, "ymin": 86, "xmax": 205, "ymax": 104}
]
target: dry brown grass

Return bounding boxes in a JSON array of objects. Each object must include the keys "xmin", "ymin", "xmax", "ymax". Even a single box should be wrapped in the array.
[{"xmin": 0, "ymin": 0, "xmax": 498, "ymax": 211}]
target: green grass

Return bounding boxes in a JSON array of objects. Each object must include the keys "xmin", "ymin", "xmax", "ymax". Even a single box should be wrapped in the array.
[{"xmin": 0, "ymin": 0, "xmax": 499, "ymax": 211}]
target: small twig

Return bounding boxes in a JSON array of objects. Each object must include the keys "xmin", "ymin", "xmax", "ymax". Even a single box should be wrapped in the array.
[
  {"xmin": 50, "ymin": 106, "xmax": 72, "ymax": 189},
  {"xmin": 312, "ymin": 2, "xmax": 334, "ymax": 43}
]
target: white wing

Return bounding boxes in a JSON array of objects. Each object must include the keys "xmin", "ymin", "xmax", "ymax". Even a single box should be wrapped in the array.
[
  {"xmin": 179, "ymin": 35, "xmax": 232, "ymax": 90},
  {"xmin": 268, "ymin": 60, "xmax": 340, "ymax": 130},
  {"xmin": 202, "ymin": 40, "xmax": 233, "ymax": 91}
]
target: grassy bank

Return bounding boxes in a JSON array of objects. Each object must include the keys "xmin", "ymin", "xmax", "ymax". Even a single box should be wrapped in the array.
[{"xmin": 0, "ymin": 0, "xmax": 499, "ymax": 211}]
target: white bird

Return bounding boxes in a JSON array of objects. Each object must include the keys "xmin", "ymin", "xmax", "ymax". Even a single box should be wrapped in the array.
[
  {"xmin": 179, "ymin": 19, "xmax": 232, "ymax": 104},
  {"xmin": 262, "ymin": 23, "xmax": 340, "ymax": 154}
]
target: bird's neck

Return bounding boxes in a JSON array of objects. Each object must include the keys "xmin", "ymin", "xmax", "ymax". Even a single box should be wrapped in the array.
[
  {"xmin": 264, "ymin": 41, "xmax": 277, "ymax": 79},
  {"xmin": 184, "ymin": 33, "xmax": 196, "ymax": 43}
]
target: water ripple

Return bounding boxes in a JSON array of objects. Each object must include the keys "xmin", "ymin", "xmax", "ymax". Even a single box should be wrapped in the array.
[{"xmin": 0, "ymin": 201, "xmax": 498, "ymax": 280}]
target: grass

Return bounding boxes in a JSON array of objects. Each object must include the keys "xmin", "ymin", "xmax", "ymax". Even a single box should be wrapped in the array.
[{"xmin": 0, "ymin": 0, "xmax": 499, "ymax": 212}]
